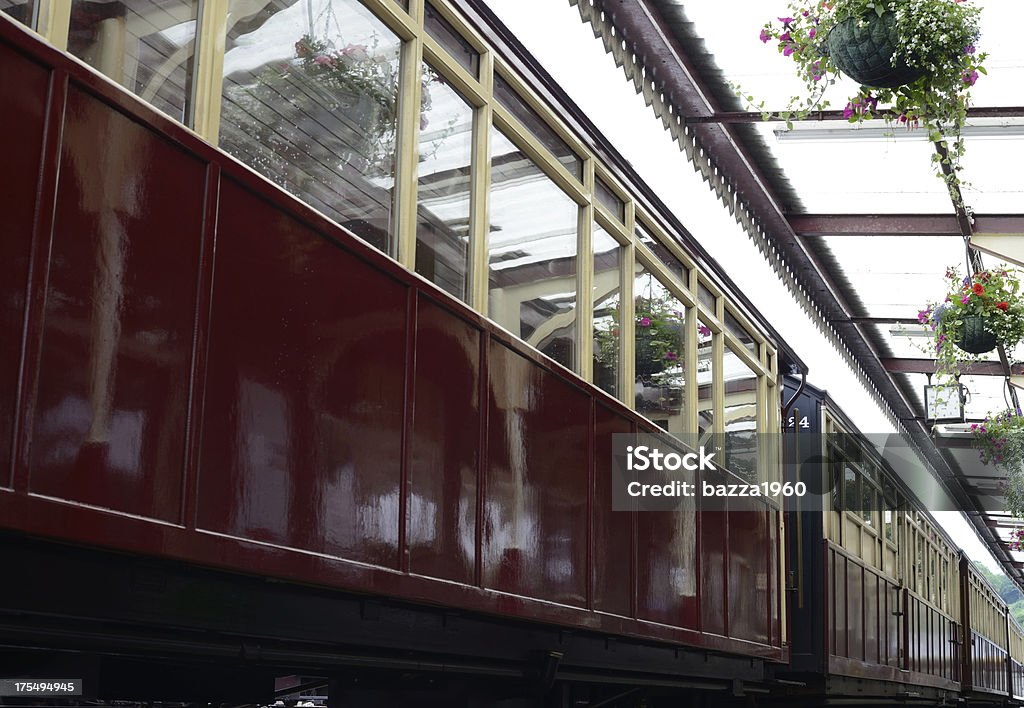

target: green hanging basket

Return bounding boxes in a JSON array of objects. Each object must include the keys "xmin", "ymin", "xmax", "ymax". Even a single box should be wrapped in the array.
[
  {"xmin": 826, "ymin": 12, "xmax": 924, "ymax": 89},
  {"xmin": 958, "ymin": 315, "xmax": 998, "ymax": 354}
]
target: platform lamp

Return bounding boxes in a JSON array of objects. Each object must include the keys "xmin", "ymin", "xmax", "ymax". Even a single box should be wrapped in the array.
[{"xmin": 924, "ymin": 373, "xmax": 965, "ymax": 424}]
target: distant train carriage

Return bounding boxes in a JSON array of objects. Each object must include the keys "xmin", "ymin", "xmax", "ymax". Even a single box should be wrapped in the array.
[{"xmin": 781, "ymin": 375, "xmax": 1024, "ymax": 706}]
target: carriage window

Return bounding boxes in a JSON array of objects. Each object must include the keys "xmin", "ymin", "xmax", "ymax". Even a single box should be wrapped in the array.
[
  {"xmin": 68, "ymin": 0, "xmax": 199, "ymax": 124},
  {"xmin": 844, "ymin": 465, "xmax": 858, "ymax": 514},
  {"xmin": 634, "ymin": 264, "xmax": 685, "ymax": 433},
  {"xmin": 595, "ymin": 177, "xmax": 625, "ymax": 222},
  {"xmin": 723, "ymin": 344, "xmax": 758, "ymax": 482},
  {"xmin": 489, "ymin": 127, "xmax": 578, "ymax": 370},
  {"xmin": 219, "ymin": 0, "xmax": 401, "ymax": 255},
  {"xmin": 725, "ymin": 310, "xmax": 757, "ymax": 356},
  {"xmin": 697, "ymin": 280, "xmax": 716, "ymax": 310},
  {"xmin": 424, "ymin": 1, "xmax": 479, "ymax": 77},
  {"xmin": 1, "ymin": 0, "xmax": 35, "ymax": 27},
  {"xmin": 697, "ymin": 318, "xmax": 714, "ymax": 440},
  {"xmin": 492, "ymin": 72, "xmax": 581, "ymax": 178},
  {"xmin": 636, "ymin": 221, "xmax": 686, "ymax": 281},
  {"xmin": 415, "ymin": 63, "xmax": 473, "ymax": 301},
  {"xmin": 592, "ymin": 222, "xmax": 621, "ymax": 397}
]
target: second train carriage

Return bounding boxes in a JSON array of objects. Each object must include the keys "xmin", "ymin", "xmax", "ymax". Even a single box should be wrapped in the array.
[{"xmin": 781, "ymin": 375, "xmax": 1024, "ymax": 706}]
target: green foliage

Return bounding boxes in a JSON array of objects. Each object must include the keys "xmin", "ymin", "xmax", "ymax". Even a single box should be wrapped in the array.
[
  {"xmin": 748, "ymin": 0, "xmax": 987, "ymax": 199},
  {"xmin": 974, "ymin": 562, "xmax": 1024, "ymax": 618},
  {"xmin": 971, "ymin": 413, "xmax": 1024, "ymax": 525},
  {"xmin": 595, "ymin": 292, "xmax": 685, "ymax": 386},
  {"xmin": 918, "ymin": 266, "xmax": 1024, "ymax": 388}
]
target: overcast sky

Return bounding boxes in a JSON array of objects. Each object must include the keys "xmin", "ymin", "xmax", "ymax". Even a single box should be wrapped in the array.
[{"xmin": 487, "ymin": 0, "xmax": 1014, "ymax": 572}]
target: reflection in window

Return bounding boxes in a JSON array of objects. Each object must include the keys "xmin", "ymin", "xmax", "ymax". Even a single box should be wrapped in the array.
[
  {"xmin": 634, "ymin": 263, "xmax": 685, "ymax": 433},
  {"xmin": 723, "ymin": 345, "xmax": 758, "ymax": 481},
  {"xmin": 68, "ymin": 0, "xmax": 198, "ymax": 123},
  {"xmin": 492, "ymin": 72, "xmax": 581, "ymax": 179},
  {"xmin": 592, "ymin": 222, "xmax": 621, "ymax": 397},
  {"xmin": 861, "ymin": 482, "xmax": 874, "ymax": 526},
  {"xmin": 425, "ymin": 1, "xmax": 479, "ymax": 77},
  {"xmin": 844, "ymin": 465, "xmax": 858, "ymax": 513},
  {"xmin": 488, "ymin": 128, "xmax": 578, "ymax": 370},
  {"xmin": 415, "ymin": 63, "xmax": 473, "ymax": 301},
  {"xmin": 725, "ymin": 310, "xmax": 757, "ymax": 355},
  {"xmin": 636, "ymin": 221, "xmax": 686, "ymax": 281},
  {"xmin": 0, "ymin": 0, "xmax": 34, "ymax": 26},
  {"xmin": 219, "ymin": 0, "xmax": 401, "ymax": 254},
  {"xmin": 830, "ymin": 460, "xmax": 842, "ymax": 513},
  {"xmin": 698, "ymin": 280, "xmax": 716, "ymax": 310},
  {"xmin": 697, "ymin": 318, "xmax": 714, "ymax": 440},
  {"xmin": 595, "ymin": 177, "xmax": 624, "ymax": 222}
]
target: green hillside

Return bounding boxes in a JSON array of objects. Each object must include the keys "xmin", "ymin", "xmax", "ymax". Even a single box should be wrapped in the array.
[{"xmin": 974, "ymin": 562, "xmax": 1024, "ymax": 625}]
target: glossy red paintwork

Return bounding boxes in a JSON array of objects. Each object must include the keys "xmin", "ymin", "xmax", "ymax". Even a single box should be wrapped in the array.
[
  {"xmin": 592, "ymin": 403, "xmax": 634, "ymax": 617},
  {"xmin": 29, "ymin": 86, "xmax": 204, "ymax": 520},
  {"xmin": 0, "ymin": 42, "xmax": 48, "ymax": 489},
  {"xmin": 408, "ymin": 294, "xmax": 481, "ymax": 584},
  {"xmin": 198, "ymin": 178, "xmax": 407, "ymax": 565},
  {"xmin": 826, "ymin": 542, "xmax": 960, "ymax": 689},
  {"xmin": 0, "ymin": 14, "xmax": 784, "ymax": 660},
  {"xmin": 483, "ymin": 341, "xmax": 589, "ymax": 606}
]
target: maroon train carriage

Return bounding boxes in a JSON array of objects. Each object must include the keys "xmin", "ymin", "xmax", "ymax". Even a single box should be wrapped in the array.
[
  {"xmin": 0, "ymin": 10, "xmax": 793, "ymax": 706},
  {"xmin": 3, "ymin": 2, "xmax": 1024, "ymax": 707}
]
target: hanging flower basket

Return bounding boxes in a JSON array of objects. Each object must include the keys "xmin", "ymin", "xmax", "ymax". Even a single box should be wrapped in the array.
[
  {"xmin": 750, "ymin": 1, "xmax": 987, "ymax": 201},
  {"xmin": 957, "ymin": 315, "xmax": 997, "ymax": 355},
  {"xmin": 919, "ymin": 267, "xmax": 1024, "ymax": 387},
  {"xmin": 826, "ymin": 12, "xmax": 923, "ymax": 89}
]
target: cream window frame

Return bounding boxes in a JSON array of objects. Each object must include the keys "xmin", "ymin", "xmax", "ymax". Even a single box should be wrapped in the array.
[{"xmin": 41, "ymin": 0, "xmax": 784, "ymax": 420}]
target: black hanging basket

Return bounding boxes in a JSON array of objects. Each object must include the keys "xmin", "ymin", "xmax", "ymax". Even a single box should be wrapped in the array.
[
  {"xmin": 957, "ymin": 315, "xmax": 998, "ymax": 354},
  {"xmin": 826, "ymin": 12, "xmax": 924, "ymax": 89}
]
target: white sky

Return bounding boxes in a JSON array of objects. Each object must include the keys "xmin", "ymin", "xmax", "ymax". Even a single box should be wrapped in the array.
[{"xmin": 488, "ymin": 0, "xmax": 1009, "ymax": 573}]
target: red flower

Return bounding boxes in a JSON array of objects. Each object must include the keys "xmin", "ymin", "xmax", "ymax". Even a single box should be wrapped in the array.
[
  {"xmin": 973, "ymin": 283, "xmax": 985, "ymax": 295},
  {"xmin": 998, "ymin": 302, "xmax": 1009, "ymax": 311}
]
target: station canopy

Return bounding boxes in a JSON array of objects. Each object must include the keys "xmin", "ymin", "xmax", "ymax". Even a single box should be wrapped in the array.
[{"xmin": 573, "ymin": 0, "xmax": 1024, "ymax": 580}]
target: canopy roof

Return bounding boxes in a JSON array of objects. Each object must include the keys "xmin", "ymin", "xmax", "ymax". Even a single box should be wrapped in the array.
[{"xmin": 572, "ymin": 0, "xmax": 1024, "ymax": 581}]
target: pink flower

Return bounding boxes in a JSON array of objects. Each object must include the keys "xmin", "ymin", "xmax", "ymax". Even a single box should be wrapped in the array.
[
  {"xmin": 760, "ymin": 28, "xmax": 771, "ymax": 43},
  {"xmin": 639, "ymin": 317, "xmax": 652, "ymax": 327},
  {"xmin": 963, "ymin": 69, "xmax": 979, "ymax": 86},
  {"xmin": 665, "ymin": 351, "xmax": 678, "ymax": 361},
  {"xmin": 313, "ymin": 55, "xmax": 336, "ymax": 68}
]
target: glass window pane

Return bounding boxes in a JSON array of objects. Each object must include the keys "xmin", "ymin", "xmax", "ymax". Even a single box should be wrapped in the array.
[
  {"xmin": 635, "ymin": 264, "xmax": 686, "ymax": 434},
  {"xmin": 845, "ymin": 465, "xmax": 858, "ymax": 514},
  {"xmin": 424, "ymin": 1, "xmax": 479, "ymax": 77},
  {"xmin": 592, "ymin": 222, "xmax": 621, "ymax": 397},
  {"xmin": 636, "ymin": 221, "xmax": 686, "ymax": 281},
  {"xmin": 595, "ymin": 177, "xmax": 624, "ymax": 222},
  {"xmin": 698, "ymin": 280, "xmax": 716, "ymax": 311},
  {"xmin": 1, "ymin": 0, "xmax": 34, "ymax": 26},
  {"xmin": 488, "ymin": 127, "xmax": 578, "ymax": 369},
  {"xmin": 415, "ymin": 63, "xmax": 473, "ymax": 301},
  {"xmin": 861, "ymin": 485, "xmax": 874, "ymax": 526},
  {"xmin": 68, "ymin": 0, "xmax": 198, "ymax": 123},
  {"xmin": 219, "ymin": 0, "xmax": 401, "ymax": 255},
  {"xmin": 492, "ymin": 72, "xmax": 581, "ymax": 179},
  {"xmin": 725, "ymin": 310, "xmax": 757, "ymax": 355},
  {"xmin": 723, "ymin": 345, "xmax": 758, "ymax": 482},
  {"xmin": 697, "ymin": 318, "xmax": 714, "ymax": 440}
]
